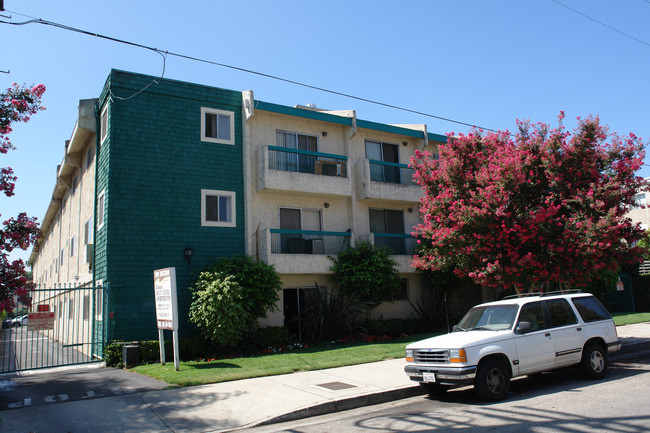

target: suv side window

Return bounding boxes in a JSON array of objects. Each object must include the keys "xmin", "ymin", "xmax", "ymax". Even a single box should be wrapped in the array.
[
  {"xmin": 571, "ymin": 296, "xmax": 611, "ymax": 323},
  {"xmin": 517, "ymin": 302, "xmax": 547, "ymax": 332},
  {"xmin": 545, "ymin": 299, "xmax": 578, "ymax": 327}
]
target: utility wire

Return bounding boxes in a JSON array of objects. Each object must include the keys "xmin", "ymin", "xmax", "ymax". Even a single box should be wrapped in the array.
[
  {"xmin": 551, "ymin": 0, "xmax": 650, "ymax": 49},
  {"xmin": 1, "ymin": 14, "xmax": 500, "ymax": 133}
]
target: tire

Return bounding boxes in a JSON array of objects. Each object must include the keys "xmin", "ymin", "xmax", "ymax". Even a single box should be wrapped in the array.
[
  {"xmin": 474, "ymin": 359, "xmax": 511, "ymax": 402},
  {"xmin": 580, "ymin": 342, "xmax": 607, "ymax": 380},
  {"xmin": 420, "ymin": 382, "xmax": 449, "ymax": 396}
]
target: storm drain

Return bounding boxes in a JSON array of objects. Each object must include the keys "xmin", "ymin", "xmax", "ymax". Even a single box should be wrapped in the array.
[{"xmin": 316, "ymin": 381, "xmax": 357, "ymax": 391}]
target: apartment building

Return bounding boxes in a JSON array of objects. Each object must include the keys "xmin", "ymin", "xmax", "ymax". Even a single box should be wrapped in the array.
[{"xmin": 29, "ymin": 70, "xmax": 446, "ymax": 341}]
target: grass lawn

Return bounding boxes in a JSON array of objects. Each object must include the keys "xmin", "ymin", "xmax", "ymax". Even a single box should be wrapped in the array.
[
  {"xmin": 612, "ymin": 311, "xmax": 650, "ymax": 326},
  {"xmin": 132, "ymin": 333, "xmax": 439, "ymax": 387},
  {"xmin": 132, "ymin": 312, "xmax": 650, "ymax": 387}
]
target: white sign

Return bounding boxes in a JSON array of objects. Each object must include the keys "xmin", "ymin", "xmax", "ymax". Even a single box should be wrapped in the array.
[{"xmin": 154, "ymin": 267, "xmax": 178, "ymax": 330}]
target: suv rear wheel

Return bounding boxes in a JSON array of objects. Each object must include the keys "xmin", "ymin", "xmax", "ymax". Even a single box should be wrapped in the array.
[
  {"xmin": 474, "ymin": 359, "xmax": 510, "ymax": 401},
  {"xmin": 581, "ymin": 342, "xmax": 607, "ymax": 380}
]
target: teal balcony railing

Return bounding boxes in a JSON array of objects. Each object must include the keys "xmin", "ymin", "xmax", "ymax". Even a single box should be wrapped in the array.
[
  {"xmin": 368, "ymin": 160, "xmax": 416, "ymax": 185},
  {"xmin": 270, "ymin": 229, "xmax": 351, "ymax": 255},
  {"xmin": 268, "ymin": 146, "xmax": 347, "ymax": 177},
  {"xmin": 373, "ymin": 233, "xmax": 418, "ymax": 255}
]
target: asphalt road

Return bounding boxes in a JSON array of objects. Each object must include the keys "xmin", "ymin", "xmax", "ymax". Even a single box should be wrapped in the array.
[
  {"xmin": 245, "ymin": 350, "xmax": 650, "ymax": 433},
  {"xmin": 0, "ymin": 366, "xmax": 170, "ymax": 411}
]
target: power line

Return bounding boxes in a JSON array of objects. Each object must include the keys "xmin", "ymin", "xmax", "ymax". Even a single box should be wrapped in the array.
[
  {"xmin": 1, "ymin": 14, "xmax": 500, "ymax": 133},
  {"xmin": 551, "ymin": 0, "xmax": 650, "ymax": 49}
]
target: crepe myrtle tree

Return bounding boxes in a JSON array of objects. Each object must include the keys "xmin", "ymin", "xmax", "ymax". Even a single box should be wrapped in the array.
[
  {"xmin": 0, "ymin": 83, "xmax": 45, "ymax": 313},
  {"xmin": 410, "ymin": 113, "xmax": 647, "ymax": 295}
]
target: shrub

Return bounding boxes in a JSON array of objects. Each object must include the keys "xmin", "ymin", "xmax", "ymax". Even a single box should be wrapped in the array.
[
  {"xmin": 329, "ymin": 242, "xmax": 402, "ymax": 306},
  {"xmin": 189, "ymin": 274, "xmax": 251, "ymax": 347}
]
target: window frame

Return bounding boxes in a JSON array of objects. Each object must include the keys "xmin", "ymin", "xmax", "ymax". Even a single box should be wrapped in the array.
[
  {"xmin": 201, "ymin": 189, "xmax": 236, "ymax": 227},
  {"xmin": 200, "ymin": 107, "xmax": 235, "ymax": 145},
  {"xmin": 100, "ymin": 105, "xmax": 108, "ymax": 143},
  {"xmin": 97, "ymin": 190, "xmax": 106, "ymax": 229}
]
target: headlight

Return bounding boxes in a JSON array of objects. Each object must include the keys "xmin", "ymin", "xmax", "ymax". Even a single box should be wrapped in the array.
[
  {"xmin": 449, "ymin": 348, "xmax": 467, "ymax": 363},
  {"xmin": 405, "ymin": 349, "xmax": 413, "ymax": 362}
]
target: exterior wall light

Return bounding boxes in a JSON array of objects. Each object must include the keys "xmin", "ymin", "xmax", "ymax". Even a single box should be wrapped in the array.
[{"xmin": 184, "ymin": 247, "xmax": 194, "ymax": 268}]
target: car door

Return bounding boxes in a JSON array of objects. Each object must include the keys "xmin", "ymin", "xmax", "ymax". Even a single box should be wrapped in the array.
[
  {"xmin": 544, "ymin": 299, "xmax": 583, "ymax": 366},
  {"xmin": 513, "ymin": 302, "xmax": 555, "ymax": 375}
]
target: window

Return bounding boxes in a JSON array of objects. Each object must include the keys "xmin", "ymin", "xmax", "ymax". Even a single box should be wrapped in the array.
[
  {"xmin": 69, "ymin": 299, "xmax": 74, "ymax": 320},
  {"xmin": 572, "ymin": 296, "xmax": 611, "ymax": 323},
  {"xmin": 201, "ymin": 107, "xmax": 234, "ymax": 145},
  {"xmin": 201, "ymin": 189, "xmax": 236, "ymax": 227},
  {"xmin": 545, "ymin": 299, "xmax": 577, "ymax": 327},
  {"xmin": 84, "ymin": 217, "xmax": 93, "ymax": 245},
  {"xmin": 276, "ymin": 130, "xmax": 318, "ymax": 173},
  {"xmin": 70, "ymin": 235, "xmax": 76, "ymax": 257},
  {"xmin": 517, "ymin": 302, "xmax": 547, "ymax": 332},
  {"xmin": 97, "ymin": 190, "xmax": 106, "ymax": 229},
  {"xmin": 369, "ymin": 209, "xmax": 406, "ymax": 254},
  {"xmin": 83, "ymin": 295, "xmax": 90, "ymax": 321},
  {"xmin": 72, "ymin": 175, "xmax": 79, "ymax": 195},
  {"xmin": 366, "ymin": 140, "xmax": 400, "ymax": 183},
  {"xmin": 85, "ymin": 145, "xmax": 95, "ymax": 170},
  {"xmin": 60, "ymin": 247, "xmax": 65, "ymax": 266},
  {"xmin": 100, "ymin": 105, "xmax": 108, "ymax": 143}
]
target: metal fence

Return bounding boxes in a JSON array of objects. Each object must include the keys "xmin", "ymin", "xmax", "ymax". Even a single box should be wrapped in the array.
[
  {"xmin": 374, "ymin": 233, "xmax": 418, "ymax": 255},
  {"xmin": 0, "ymin": 283, "xmax": 108, "ymax": 373},
  {"xmin": 368, "ymin": 160, "xmax": 416, "ymax": 185},
  {"xmin": 270, "ymin": 229, "xmax": 351, "ymax": 255},
  {"xmin": 268, "ymin": 146, "xmax": 347, "ymax": 177}
]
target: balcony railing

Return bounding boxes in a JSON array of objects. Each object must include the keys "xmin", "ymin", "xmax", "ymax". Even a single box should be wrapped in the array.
[
  {"xmin": 369, "ymin": 160, "xmax": 416, "ymax": 185},
  {"xmin": 270, "ymin": 229, "xmax": 351, "ymax": 255},
  {"xmin": 373, "ymin": 233, "xmax": 418, "ymax": 255},
  {"xmin": 268, "ymin": 146, "xmax": 347, "ymax": 177}
]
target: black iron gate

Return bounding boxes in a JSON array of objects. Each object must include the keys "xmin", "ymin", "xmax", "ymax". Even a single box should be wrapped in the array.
[{"xmin": 0, "ymin": 284, "xmax": 109, "ymax": 373}]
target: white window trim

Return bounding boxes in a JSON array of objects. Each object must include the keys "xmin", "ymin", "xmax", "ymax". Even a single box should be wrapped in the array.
[
  {"xmin": 201, "ymin": 189, "xmax": 236, "ymax": 227},
  {"xmin": 200, "ymin": 107, "xmax": 235, "ymax": 145},
  {"xmin": 97, "ymin": 189, "xmax": 106, "ymax": 229},
  {"xmin": 100, "ymin": 105, "xmax": 108, "ymax": 143}
]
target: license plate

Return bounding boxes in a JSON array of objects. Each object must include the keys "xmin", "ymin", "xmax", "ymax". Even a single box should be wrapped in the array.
[{"xmin": 423, "ymin": 373, "xmax": 436, "ymax": 383}]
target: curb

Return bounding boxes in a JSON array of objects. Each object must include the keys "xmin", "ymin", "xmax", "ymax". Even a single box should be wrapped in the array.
[{"xmin": 256, "ymin": 385, "xmax": 426, "ymax": 427}]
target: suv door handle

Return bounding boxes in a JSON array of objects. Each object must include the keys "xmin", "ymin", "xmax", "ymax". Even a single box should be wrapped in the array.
[
  {"xmin": 577, "ymin": 327, "xmax": 582, "ymax": 331},
  {"xmin": 545, "ymin": 333, "xmax": 551, "ymax": 337}
]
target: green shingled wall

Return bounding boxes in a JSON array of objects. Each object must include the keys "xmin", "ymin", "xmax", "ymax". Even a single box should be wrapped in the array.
[{"xmin": 96, "ymin": 70, "xmax": 245, "ymax": 341}]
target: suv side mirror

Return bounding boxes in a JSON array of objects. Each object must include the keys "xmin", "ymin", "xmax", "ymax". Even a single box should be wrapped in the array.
[
  {"xmin": 516, "ymin": 321, "xmax": 532, "ymax": 334},
  {"xmin": 452, "ymin": 325, "xmax": 458, "ymax": 332}
]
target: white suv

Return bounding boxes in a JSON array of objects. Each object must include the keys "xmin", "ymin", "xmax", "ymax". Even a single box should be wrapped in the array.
[{"xmin": 404, "ymin": 292, "xmax": 620, "ymax": 401}]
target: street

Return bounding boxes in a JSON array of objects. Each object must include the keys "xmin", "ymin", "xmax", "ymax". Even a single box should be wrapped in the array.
[{"xmin": 245, "ymin": 350, "xmax": 650, "ymax": 433}]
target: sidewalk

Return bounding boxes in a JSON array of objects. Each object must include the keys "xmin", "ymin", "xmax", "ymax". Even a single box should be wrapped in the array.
[{"xmin": 1, "ymin": 323, "xmax": 648, "ymax": 433}]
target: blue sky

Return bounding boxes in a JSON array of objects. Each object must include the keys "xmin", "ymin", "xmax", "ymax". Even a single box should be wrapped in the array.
[{"xmin": 2, "ymin": 0, "xmax": 650, "ymax": 265}]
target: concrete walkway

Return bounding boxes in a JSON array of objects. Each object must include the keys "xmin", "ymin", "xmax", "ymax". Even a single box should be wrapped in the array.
[{"xmin": 0, "ymin": 323, "xmax": 648, "ymax": 433}]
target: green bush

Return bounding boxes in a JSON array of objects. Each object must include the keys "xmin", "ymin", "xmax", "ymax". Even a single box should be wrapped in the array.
[
  {"xmin": 329, "ymin": 242, "xmax": 402, "ymax": 306},
  {"xmin": 103, "ymin": 341, "xmax": 125, "ymax": 367},
  {"xmin": 248, "ymin": 326, "xmax": 293, "ymax": 348}
]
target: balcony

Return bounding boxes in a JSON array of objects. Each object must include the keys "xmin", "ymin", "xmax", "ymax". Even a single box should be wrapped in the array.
[
  {"xmin": 356, "ymin": 160, "xmax": 422, "ymax": 204},
  {"xmin": 256, "ymin": 146, "xmax": 351, "ymax": 197},
  {"xmin": 365, "ymin": 233, "xmax": 418, "ymax": 273},
  {"xmin": 258, "ymin": 228, "xmax": 351, "ymax": 274}
]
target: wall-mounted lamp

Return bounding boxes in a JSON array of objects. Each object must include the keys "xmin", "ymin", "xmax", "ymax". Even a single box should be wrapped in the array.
[
  {"xmin": 322, "ymin": 131, "xmax": 328, "ymax": 137},
  {"xmin": 402, "ymin": 141, "xmax": 408, "ymax": 147},
  {"xmin": 324, "ymin": 202, "xmax": 330, "ymax": 208},
  {"xmin": 184, "ymin": 246, "xmax": 194, "ymax": 268},
  {"xmin": 408, "ymin": 208, "xmax": 414, "ymax": 213}
]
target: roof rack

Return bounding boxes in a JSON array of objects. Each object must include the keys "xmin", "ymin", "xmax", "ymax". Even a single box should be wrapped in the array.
[{"xmin": 502, "ymin": 289, "xmax": 582, "ymax": 300}]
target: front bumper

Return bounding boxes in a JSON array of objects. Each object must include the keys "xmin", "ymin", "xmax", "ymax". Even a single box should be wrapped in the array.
[{"xmin": 404, "ymin": 364, "xmax": 477, "ymax": 386}]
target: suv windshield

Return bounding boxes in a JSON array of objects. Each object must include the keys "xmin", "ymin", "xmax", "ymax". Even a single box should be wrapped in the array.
[{"xmin": 456, "ymin": 304, "xmax": 519, "ymax": 331}]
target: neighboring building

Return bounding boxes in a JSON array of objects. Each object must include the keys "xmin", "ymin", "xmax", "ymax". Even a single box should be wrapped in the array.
[
  {"xmin": 29, "ymin": 70, "xmax": 447, "ymax": 341},
  {"xmin": 627, "ymin": 177, "xmax": 650, "ymax": 230}
]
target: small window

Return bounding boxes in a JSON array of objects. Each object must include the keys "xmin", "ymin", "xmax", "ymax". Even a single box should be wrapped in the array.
[
  {"xmin": 97, "ymin": 190, "xmax": 106, "ymax": 228},
  {"xmin": 83, "ymin": 295, "xmax": 90, "ymax": 321},
  {"xmin": 70, "ymin": 235, "xmax": 76, "ymax": 257},
  {"xmin": 86, "ymin": 145, "xmax": 95, "ymax": 170},
  {"xmin": 201, "ymin": 107, "xmax": 234, "ymax": 145},
  {"xmin": 60, "ymin": 248, "xmax": 65, "ymax": 266},
  {"xmin": 545, "ymin": 299, "xmax": 577, "ymax": 327},
  {"xmin": 100, "ymin": 106, "xmax": 108, "ymax": 143},
  {"xmin": 201, "ymin": 189, "xmax": 236, "ymax": 227},
  {"xmin": 84, "ymin": 218, "xmax": 93, "ymax": 245},
  {"xmin": 72, "ymin": 175, "xmax": 79, "ymax": 195},
  {"xmin": 572, "ymin": 296, "xmax": 611, "ymax": 323},
  {"xmin": 69, "ymin": 299, "xmax": 74, "ymax": 320}
]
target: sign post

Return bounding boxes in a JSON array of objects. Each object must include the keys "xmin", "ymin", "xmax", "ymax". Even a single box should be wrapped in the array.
[{"xmin": 154, "ymin": 267, "xmax": 180, "ymax": 371}]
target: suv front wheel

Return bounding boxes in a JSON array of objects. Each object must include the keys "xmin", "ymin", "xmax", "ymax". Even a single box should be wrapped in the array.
[
  {"xmin": 581, "ymin": 342, "xmax": 607, "ymax": 380},
  {"xmin": 474, "ymin": 358, "xmax": 510, "ymax": 401}
]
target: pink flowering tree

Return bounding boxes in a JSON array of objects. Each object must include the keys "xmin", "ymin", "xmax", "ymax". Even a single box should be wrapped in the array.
[
  {"xmin": 410, "ymin": 114, "xmax": 647, "ymax": 295},
  {"xmin": 0, "ymin": 84, "xmax": 45, "ymax": 313}
]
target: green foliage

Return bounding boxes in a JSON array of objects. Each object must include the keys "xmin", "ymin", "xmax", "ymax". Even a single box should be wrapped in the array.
[
  {"xmin": 189, "ymin": 274, "xmax": 250, "ymax": 347},
  {"xmin": 103, "ymin": 340, "xmax": 125, "ymax": 367},
  {"xmin": 203, "ymin": 255, "xmax": 281, "ymax": 319},
  {"xmin": 302, "ymin": 288, "xmax": 370, "ymax": 342},
  {"xmin": 329, "ymin": 242, "xmax": 402, "ymax": 305},
  {"xmin": 246, "ymin": 326, "xmax": 293, "ymax": 349}
]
